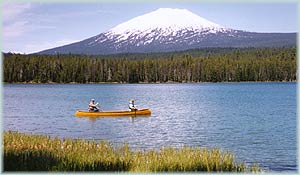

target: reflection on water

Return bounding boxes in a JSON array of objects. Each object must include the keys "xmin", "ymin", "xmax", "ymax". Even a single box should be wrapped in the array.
[
  {"xmin": 3, "ymin": 83, "xmax": 297, "ymax": 172},
  {"xmin": 86, "ymin": 115, "xmax": 148, "ymax": 123}
]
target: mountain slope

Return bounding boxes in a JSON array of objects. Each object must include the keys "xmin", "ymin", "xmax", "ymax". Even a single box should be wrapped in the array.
[{"xmin": 38, "ymin": 8, "xmax": 296, "ymax": 55}]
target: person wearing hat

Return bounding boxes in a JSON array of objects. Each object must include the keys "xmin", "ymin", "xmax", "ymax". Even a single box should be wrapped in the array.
[
  {"xmin": 128, "ymin": 99, "xmax": 137, "ymax": 111},
  {"xmin": 89, "ymin": 99, "xmax": 100, "ymax": 112}
]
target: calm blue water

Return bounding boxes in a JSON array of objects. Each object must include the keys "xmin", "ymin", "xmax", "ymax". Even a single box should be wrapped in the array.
[{"xmin": 3, "ymin": 83, "xmax": 297, "ymax": 172}]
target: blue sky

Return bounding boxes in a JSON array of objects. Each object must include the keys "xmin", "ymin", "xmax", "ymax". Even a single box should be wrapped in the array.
[{"xmin": 2, "ymin": 2, "xmax": 298, "ymax": 54}]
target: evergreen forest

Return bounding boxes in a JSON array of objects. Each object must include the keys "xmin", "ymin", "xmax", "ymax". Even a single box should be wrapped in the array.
[{"xmin": 3, "ymin": 47, "xmax": 296, "ymax": 83}]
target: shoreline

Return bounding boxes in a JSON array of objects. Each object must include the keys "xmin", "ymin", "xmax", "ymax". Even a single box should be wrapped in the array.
[{"xmin": 3, "ymin": 80, "xmax": 297, "ymax": 85}]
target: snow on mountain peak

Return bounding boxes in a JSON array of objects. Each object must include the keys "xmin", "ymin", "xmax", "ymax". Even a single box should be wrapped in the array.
[
  {"xmin": 88, "ymin": 8, "xmax": 232, "ymax": 46},
  {"xmin": 109, "ymin": 8, "xmax": 225, "ymax": 35}
]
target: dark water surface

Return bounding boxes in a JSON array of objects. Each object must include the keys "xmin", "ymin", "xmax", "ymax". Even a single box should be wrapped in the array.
[{"xmin": 3, "ymin": 83, "xmax": 297, "ymax": 172}]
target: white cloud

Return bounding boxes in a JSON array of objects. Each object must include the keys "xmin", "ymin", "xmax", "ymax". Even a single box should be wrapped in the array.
[
  {"xmin": 24, "ymin": 39, "xmax": 80, "ymax": 54},
  {"xmin": 2, "ymin": 20, "xmax": 28, "ymax": 37},
  {"xmin": 2, "ymin": 2, "xmax": 32, "ymax": 38},
  {"xmin": 2, "ymin": 3, "xmax": 31, "ymax": 22}
]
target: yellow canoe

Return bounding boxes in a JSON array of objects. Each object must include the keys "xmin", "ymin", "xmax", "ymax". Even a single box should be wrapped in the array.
[{"xmin": 75, "ymin": 108, "xmax": 151, "ymax": 117}]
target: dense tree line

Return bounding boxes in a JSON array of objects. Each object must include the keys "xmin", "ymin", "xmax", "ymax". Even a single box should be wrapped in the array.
[{"xmin": 3, "ymin": 47, "xmax": 296, "ymax": 83}]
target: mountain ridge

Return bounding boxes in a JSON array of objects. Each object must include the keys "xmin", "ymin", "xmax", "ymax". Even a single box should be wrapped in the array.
[{"xmin": 38, "ymin": 8, "xmax": 296, "ymax": 55}]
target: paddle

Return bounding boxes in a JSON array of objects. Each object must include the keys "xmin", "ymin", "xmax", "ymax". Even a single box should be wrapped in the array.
[
  {"xmin": 134, "ymin": 101, "xmax": 137, "ymax": 116},
  {"xmin": 95, "ymin": 103, "xmax": 102, "ymax": 112},
  {"xmin": 132, "ymin": 101, "xmax": 137, "ymax": 116}
]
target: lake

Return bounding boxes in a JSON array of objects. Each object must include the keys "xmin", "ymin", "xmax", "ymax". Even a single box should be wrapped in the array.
[{"xmin": 3, "ymin": 82, "xmax": 297, "ymax": 172}]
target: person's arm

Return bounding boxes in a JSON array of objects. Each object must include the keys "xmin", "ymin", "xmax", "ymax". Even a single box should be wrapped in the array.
[
  {"xmin": 133, "ymin": 103, "xmax": 137, "ymax": 109},
  {"xmin": 89, "ymin": 103, "xmax": 97, "ymax": 108}
]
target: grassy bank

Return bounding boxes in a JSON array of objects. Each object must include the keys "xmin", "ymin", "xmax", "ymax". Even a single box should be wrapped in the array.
[{"xmin": 3, "ymin": 131, "xmax": 260, "ymax": 172}]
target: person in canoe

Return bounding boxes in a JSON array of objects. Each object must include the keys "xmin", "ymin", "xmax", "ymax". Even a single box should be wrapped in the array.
[
  {"xmin": 88, "ymin": 99, "xmax": 100, "ymax": 112},
  {"xmin": 129, "ymin": 99, "xmax": 138, "ymax": 111}
]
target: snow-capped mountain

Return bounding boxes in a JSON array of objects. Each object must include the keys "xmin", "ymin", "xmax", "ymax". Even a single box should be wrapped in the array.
[{"xmin": 38, "ymin": 8, "xmax": 296, "ymax": 55}]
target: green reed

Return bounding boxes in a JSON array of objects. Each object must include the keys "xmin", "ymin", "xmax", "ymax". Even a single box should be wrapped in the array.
[{"xmin": 3, "ymin": 131, "xmax": 261, "ymax": 172}]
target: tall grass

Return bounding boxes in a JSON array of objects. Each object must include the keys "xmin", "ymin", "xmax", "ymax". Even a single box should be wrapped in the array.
[{"xmin": 3, "ymin": 131, "xmax": 260, "ymax": 172}]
